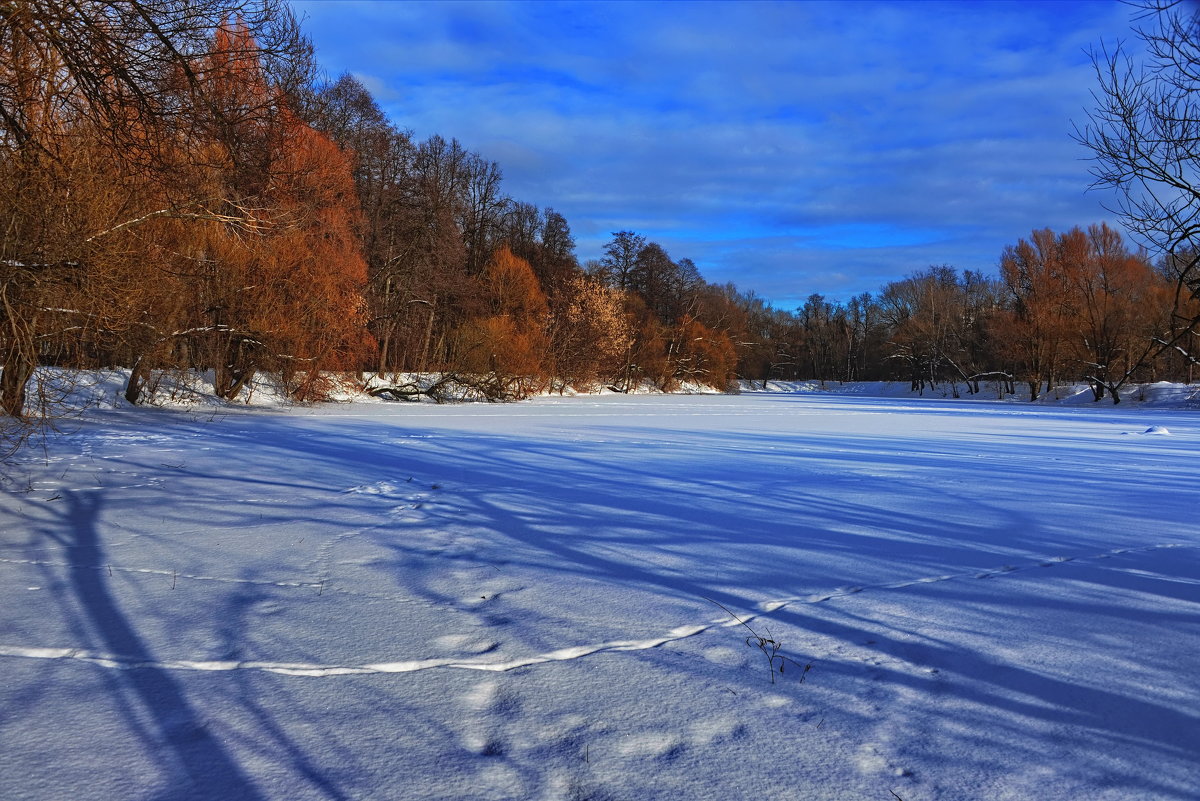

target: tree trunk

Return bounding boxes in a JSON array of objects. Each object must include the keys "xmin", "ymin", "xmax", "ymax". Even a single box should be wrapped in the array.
[
  {"xmin": 376, "ymin": 328, "xmax": 391, "ymax": 375},
  {"xmin": 0, "ymin": 353, "xmax": 35, "ymax": 417},
  {"xmin": 219, "ymin": 367, "xmax": 255, "ymax": 401},
  {"xmin": 124, "ymin": 357, "xmax": 149, "ymax": 405},
  {"xmin": 419, "ymin": 304, "xmax": 436, "ymax": 373}
]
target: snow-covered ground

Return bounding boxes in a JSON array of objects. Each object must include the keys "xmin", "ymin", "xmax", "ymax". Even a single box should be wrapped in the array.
[
  {"xmin": 751, "ymin": 378, "xmax": 1200, "ymax": 408},
  {"xmin": 1, "ymin": 391, "xmax": 1198, "ymax": 800}
]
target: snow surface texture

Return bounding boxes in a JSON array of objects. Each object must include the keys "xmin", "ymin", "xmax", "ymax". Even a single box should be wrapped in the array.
[{"xmin": 1, "ymin": 391, "xmax": 1198, "ymax": 800}]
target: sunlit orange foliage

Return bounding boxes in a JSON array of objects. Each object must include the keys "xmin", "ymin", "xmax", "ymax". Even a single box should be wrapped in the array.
[
  {"xmin": 482, "ymin": 245, "xmax": 548, "ymax": 320},
  {"xmin": 453, "ymin": 246, "xmax": 550, "ymax": 397},
  {"xmin": 549, "ymin": 274, "xmax": 632, "ymax": 391},
  {"xmin": 994, "ymin": 224, "xmax": 1175, "ymax": 401},
  {"xmin": 121, "ymin": 24, "xmax": 371, "ymax": 402},
  {"xmin": 669, "ymin": 315, "xmax": 737, "ymax": 390},
  {"xmin": 1062, "ymin": 224, "xmax": 1172, "ymax": 400},
  {"xmin": 996, "ymin": 228, "xmax": 1077, "ymax": 399},
  {"xmin": 249, "ymin": 111, "xmax": 372, "ymax": 398}
]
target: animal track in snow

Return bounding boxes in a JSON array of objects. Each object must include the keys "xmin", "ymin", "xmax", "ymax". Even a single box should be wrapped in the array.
[
  {"xmin": 307, "ymin": 479, "xmax": 440, "ymax": 587},
  {"xmin": 0, "ymin": 623, "xmax": 712, "ymax": 677},
  {"xmin": 3, "ymin": 541, "xmax": 1191, "ymax": 683},
  {"xmin": 0, "ymin": 552, "xmax": 464, "ymax": 612},
  {"xmin": 755, "ymin": 542, "xmax": 1194, "ymax": 614},
  {"xmin": 0, "ymin": 556, "xmax": 321, "ymax": 590}
]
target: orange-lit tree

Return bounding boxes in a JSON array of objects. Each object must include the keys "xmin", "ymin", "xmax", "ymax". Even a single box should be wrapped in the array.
[
  {"xmin": 119, "ymin": 22, "xmax": 369, "ymax": 403},
  {"xmin": 548, "ymin": 274, "xmax": 632, "ymax": 391},
  {"xmin": 996, "ymin": 229, "xmax": 1077, "ymax": 400},
  {"xmin": 452, "ymin": 246, "xmax": 550, "ymax": 399},
  {"xmin": 1064, "ymin": 224, "xmax": 1173, "ymax": 402}
]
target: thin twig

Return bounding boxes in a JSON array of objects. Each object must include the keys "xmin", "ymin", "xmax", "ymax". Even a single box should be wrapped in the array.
[{"xmin": 702, "ymin": 597, "xmax": 813, "ymax": 684}]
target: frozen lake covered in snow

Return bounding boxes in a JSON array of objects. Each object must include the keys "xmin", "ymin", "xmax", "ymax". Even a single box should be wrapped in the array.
[{"xmin": 2, "ymin": 391, "xmax": 1198, "ymax": 800}]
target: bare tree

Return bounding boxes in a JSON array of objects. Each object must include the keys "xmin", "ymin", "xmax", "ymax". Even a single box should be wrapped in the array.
[
  {"xmin": 629, "ymin": 242, "xmax": 676, "ymax": 320},
  {"xmin": 459, "ymin": 154, "xmax": 506, "ymax": 274},
  {"xmin": 593, "ymin": 230, "xmax": 645, "ymax": 292},
  {"xmin": 878, "ymin": 266, "xmax": 981, "ymax": 394},
  {"xmin": 532, "ymin": 208, "xmax": 580, "ymax": 297},
  {"xmin": 1076, "ymin": 0, "xmax": 1200, "ymax": 366}
]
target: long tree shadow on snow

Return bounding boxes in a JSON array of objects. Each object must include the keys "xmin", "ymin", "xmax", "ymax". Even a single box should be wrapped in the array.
[
  {"xmin": 14, "ymin": 401, "xmax": 1197, "ymax": 799},
  {"xmin": 233, "ymin": 411, "xmax": 1200, "ymax": 796},
  {"xmin": 54, "ymin": 490, "xmax": 269, "ymax": 801}
]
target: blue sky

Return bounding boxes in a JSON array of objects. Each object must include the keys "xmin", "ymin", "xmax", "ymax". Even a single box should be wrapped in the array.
[{"xmin": 292, "ymin": 0, "xmax": 1141, "ymax": 309}]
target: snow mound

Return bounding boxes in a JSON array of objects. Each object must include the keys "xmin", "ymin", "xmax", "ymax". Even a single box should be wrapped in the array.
[{"xmin": 345, "ymin": 481, "xmax": 402, "ymax": 495}]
